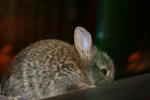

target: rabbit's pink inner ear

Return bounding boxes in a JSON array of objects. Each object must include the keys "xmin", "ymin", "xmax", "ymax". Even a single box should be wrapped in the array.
[{"xmin": 74, "ymin": 26, "xmax": 93, "ymax": 59}]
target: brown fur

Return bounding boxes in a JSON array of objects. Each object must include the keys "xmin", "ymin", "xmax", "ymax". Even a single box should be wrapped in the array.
[{"xmin": 3, "ymin": 28, "xmax": 114, "ymax": 100}]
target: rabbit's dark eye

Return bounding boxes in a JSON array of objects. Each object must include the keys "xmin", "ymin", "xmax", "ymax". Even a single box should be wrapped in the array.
[{"xmin": 100, "ymin": 68, "xmax": 107, "ymax": 76}]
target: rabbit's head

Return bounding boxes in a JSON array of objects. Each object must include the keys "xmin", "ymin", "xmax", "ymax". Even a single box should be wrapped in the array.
[{"xmin": 74, "ymin": 26, "xmax": 115, "ymax": 86}]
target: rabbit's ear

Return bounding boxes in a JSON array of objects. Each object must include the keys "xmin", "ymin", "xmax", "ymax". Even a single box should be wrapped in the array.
[{"xmin": 74, "ymin": 26, "xmax": 93, "ymax": 60}]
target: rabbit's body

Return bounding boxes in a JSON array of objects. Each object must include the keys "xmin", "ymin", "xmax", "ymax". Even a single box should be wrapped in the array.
[{"xmin": 3, "ymin": 27, "xmax": 114, "ymax": 100}]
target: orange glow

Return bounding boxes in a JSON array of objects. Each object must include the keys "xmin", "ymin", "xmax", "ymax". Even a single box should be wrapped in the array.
[
  {"xmin": 128, "ymin": 51, "xmax": 141, "ymax": 62},
  {"xmin": 135, "ymin": 63, "xmax": 146, "ymax": 73},
  {"xmin": 126, "ymin": 63, "xmax": 137, "ymax": 71},
  {"xmin": 0, "ymin": 45, "xmax": 13, "ymax": 76},
  {"xmin": 126, "ymin": 50, "xmax": 150, "ymax": 73}
]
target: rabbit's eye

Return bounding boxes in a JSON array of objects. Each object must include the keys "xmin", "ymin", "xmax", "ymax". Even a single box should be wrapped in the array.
[{"xmin": 100, "ymin": 68, "xmax": 107, "ymax": 76}]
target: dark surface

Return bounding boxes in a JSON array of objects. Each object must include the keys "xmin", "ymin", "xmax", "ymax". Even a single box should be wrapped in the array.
[
  {"xmin": 0, "ymin": 73, "xmax": 150, "ymax": 100},
  {"xmin": 41, "ymin": 73, "xmax": 150, "ymax": 100}
]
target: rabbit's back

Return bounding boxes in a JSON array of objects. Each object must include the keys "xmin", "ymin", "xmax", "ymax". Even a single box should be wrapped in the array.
[{"xmin": 4, "ymin": 39, "xmax": 91, "ymax": 99}]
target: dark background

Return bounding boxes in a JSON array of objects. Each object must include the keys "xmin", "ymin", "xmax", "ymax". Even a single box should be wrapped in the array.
[{"xmin": 0, "ymin": 0, "xmax": 150, "ymax": 80}]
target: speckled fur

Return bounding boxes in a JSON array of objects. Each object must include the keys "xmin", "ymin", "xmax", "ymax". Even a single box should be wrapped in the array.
[{"xmin": 3, "ymin": 37, "xmax": 114, "ymax": 100}]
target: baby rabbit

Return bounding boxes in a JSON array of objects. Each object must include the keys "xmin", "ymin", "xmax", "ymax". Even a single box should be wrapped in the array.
[{"xmin": 3, "ymin": 26, "xmax": 115, "ymax": 100}]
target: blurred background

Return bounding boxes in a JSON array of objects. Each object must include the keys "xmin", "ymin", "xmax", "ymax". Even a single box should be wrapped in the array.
[{"xmin": 0, "ymin": 0, "xmax": 150, "ymax": 80}]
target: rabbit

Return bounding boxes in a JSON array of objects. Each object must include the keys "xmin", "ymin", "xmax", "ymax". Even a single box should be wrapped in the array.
[{"xmin": 3, "ymin": 26, "xmax": 115, "ymax": 100}]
